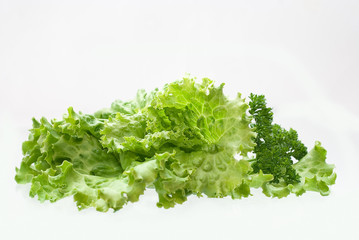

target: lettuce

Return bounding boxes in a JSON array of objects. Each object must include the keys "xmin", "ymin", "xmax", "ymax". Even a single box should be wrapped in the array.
[{"xmin": 15, "ymin": 76, "xmax": 336, "ymax": 212}]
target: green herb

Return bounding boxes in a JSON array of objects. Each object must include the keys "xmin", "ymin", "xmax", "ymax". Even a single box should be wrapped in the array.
[{"xmin": 248, "ymin": 94, "xmax": 307, "ymax": 184}]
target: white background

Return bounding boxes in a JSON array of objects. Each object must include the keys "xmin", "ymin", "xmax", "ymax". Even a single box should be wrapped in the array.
[{"xmin": 1, "ymin": 0, "xmax": 359, "ymax": 239}]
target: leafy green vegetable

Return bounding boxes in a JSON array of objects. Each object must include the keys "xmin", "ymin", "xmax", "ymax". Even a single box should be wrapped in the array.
[
  {"xmin": 262, "ymin": 141, "xmax": 337, "ymax": 198},
  {"xmin": 249, "ymin": 94, "xmax": 308, "ymax": 184},
  {"xmin": 15, "ymin": 76, "xmax": 336, "ymax": 212}
]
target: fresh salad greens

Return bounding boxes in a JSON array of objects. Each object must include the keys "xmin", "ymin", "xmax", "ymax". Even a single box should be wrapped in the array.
[{"xmin": 15, "ymin": 76, "xmax": 336, "ymax": 212}]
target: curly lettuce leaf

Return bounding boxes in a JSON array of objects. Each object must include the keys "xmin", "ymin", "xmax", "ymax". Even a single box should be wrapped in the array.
[
  {"xmin": 56, "ymin": 107, "xmax": 107, "ymax": 138},
  {"xmin": 107, "ymin": 76, "xmax": 257, "ymax": 157},
  {"xmin": 28, "ymin": 155, "xmax": 164, "ymax": 212},
  {"xmin": 15, "ymin": 112, "xmax": 173, "ymax": 211},
  {"xmin": 99, "ymin": 76, "xmax": 258, "ymax": 208},
  {"xmin": 100, "ymin": 112, "xmax": 148, "ymax": 154},
  {"xmin": 149, "ymin": 77, "xmax": 256, "ymax": 155},
  {"xmin": 152, "ymin": 148, "xmax": 273, "ymax": 208},
  {"xmin": 112, "ymin": 89, "xmax": 158, "ymax": 114}
]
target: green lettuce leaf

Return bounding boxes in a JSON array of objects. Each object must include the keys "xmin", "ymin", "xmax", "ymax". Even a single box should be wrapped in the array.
[
  {"xmin": 99, "ymin": 76, "xmax": 258, "ymax": 208},
  {"xmin": 15, "ymin": 111, "xmax": 172, "ymax": 212},
  {"xmin": 28, "ymin": 155, "xmax": 164, "ymax": 212},
  {"xmin": 149, "ymin": 77, "xmax": 256, "ymax": 155},
  {"xmin": 152, "ymin": 148, "xmax": 273, "ymax": 208}
]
